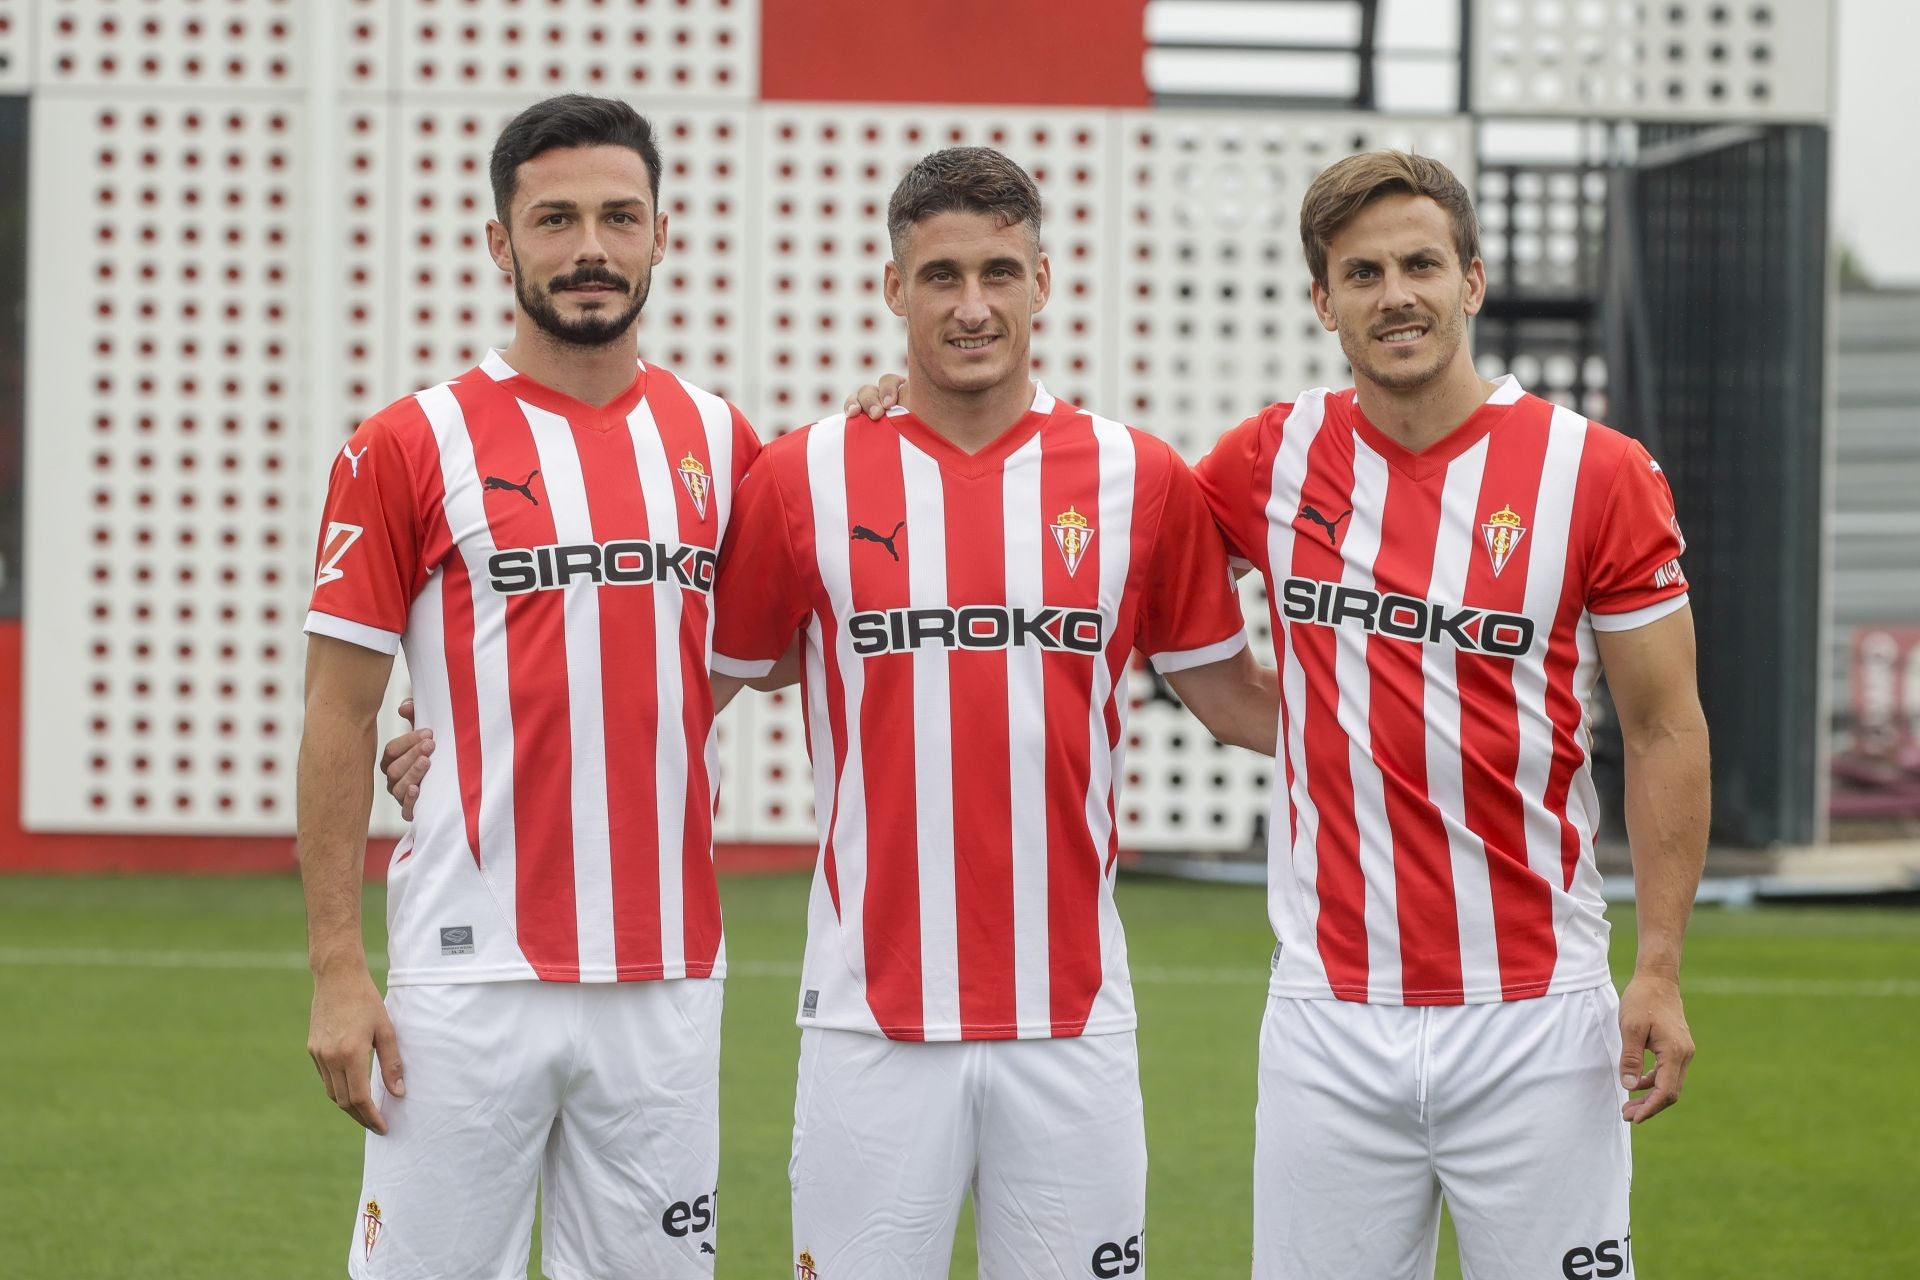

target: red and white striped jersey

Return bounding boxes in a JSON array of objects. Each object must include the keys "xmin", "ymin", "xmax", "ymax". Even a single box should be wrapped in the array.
[
  {"xmin": 1195, "ymin": 376, "xmax": 1689, "ymax": 1006},
  {"xmin": 711, "ymin": 387, "xmax": 1248, "ymax": 1042},
  {"xmin": 304, "ymin": 350, "xmax": 761, "ymax": 986}
]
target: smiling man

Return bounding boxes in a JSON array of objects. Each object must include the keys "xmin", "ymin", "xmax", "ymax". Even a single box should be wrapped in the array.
[
  {"xmin": 1193, "ymin": 150, "xmax": 1711, "ymax": 1279},
  {"xmin": 710, "ymin": 147, "xmax": 1276, "ymax": 1278},
  {"xmin": 297, "ymin": 96, "xmax": 759, "ymax": 1279}
]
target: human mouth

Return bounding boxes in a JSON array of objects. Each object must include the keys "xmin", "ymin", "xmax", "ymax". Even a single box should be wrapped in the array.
[
  {"xmin": 950, "ymin": 336, "xmax": 998, "ymax": 350},
  {"xmin": 1375, "ymin": 324, "xmax": 1429, "ymax": 345}
]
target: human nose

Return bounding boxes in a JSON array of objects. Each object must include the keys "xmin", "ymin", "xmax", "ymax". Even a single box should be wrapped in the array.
[
  {"xmin": 1378, "ymin": 266, "xmax": 1416, "ymax": 312},
  {"xmin": 954, "ymin": 277, "xmax": 990, "ymax": 327}
]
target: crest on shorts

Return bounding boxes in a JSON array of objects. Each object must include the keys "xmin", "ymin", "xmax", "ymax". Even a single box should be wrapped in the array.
[
  {"xmin": 795, "ymin": 1249, "xmax": 818, "ymax": 1280},
  {"xmin": 1480, "ymin": 504, "xmax": 1527, "ymax": 577},
  {"xmin": 362, "ymin": 1199, "xmax": 383, "ymax": 1260},
  {"xmin": 678, "ymin": 452, "xmax": 712, "ymax": 521},
  {"xmin": 1050, "ymin": 505, "xmax": 1095, "ymax": 577}
]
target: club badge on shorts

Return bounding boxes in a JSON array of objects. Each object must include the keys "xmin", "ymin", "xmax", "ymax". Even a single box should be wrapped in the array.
[
  {"xmin": 1481, "ymin": 504, "xmax": 1527, "ymax": 577},
  {"xmin": 1051, "ymin": 505, "xmax": 1095, "ymax": 577},
  {"xmin": 678, "ymin": 452, "xmax": 712, "ymax": 521},
  {"xmin": 795, "ymin": 1248, "xmax": 819, "ymax": 1280},
  {"xmin": 362, "ymin": 1199, "xmax": 383, "ymax": 1260}
]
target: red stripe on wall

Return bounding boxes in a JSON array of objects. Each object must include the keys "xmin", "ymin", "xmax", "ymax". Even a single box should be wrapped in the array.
[{"xmin": 759, "ymin": 0, "xmax": 1150, "ymax": 106}]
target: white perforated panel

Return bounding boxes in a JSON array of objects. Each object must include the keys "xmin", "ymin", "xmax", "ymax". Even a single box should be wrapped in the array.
[
  {"xmin": 395, "ymin": 0, "xmax": 756, "ymax": 101},
  {"xmin": 721, "ymin": 689, "xmax": 817, "ymax": 843},
  {"xmin": 0, "ymin": 0, "xmax": 31, "ymax": 89},
  {"xmin": 754, "ymin": 107, "xmax": 1115, "ymax": 431},
  {"xmin": 1471, "ymin": 0, "xmax": 1832, "ymax": 121},
  {"xmin": 23, "ymin": 98, "xmax": 307, "ymax": 832},
  {"xmin": 1115, "ymin": 113, "xmax": 1474, "ymax": 460},
  {"xmin": 37, "ymin": 0, "xmax": 301, "ymax": 89}
]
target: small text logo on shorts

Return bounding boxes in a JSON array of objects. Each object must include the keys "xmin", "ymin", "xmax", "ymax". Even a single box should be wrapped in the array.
[
  {"xmin": 801, "ymin": 989, "xmax": 819, "ymax": 1018},
  {"xmin": 662, "ymin": 1188, "xmax": 716, "ymax": 1239},
  {"xmin": 361, "ymin": 1199, "xmax": 383, "ymax": 1260},
  {"xmin": 1091, "ymin": 1229, "xmax": 1145, "ymax": 1278},
  {"xmin": 795, "ymin": 1248, "xmax": 819, "ymax": 1280},
  {"xmin": 439, "ymin": 926, "xmax": 474, "ymax": 955},
  {"xmin": 1561, "ymin": 1232, "xmax": 1631, "ymax": 1279}
]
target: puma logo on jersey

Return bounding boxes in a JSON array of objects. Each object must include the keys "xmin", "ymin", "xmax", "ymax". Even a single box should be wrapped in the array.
[
  {"xmin": 315, "ymin": 522, "xmax": 363, "ymax": 587},
  {"xmin": 851, "ymin": 521, "xmax": 906, "ymax": 561},
  {"xmin": 484, "ymin": 470, "xmax": 541, "ymax": 506},
  {"xmin": 342, "ymin": 444, "xmax": 368, "ymax": 477},
  {"xmin": 1296, "ymin": 505, "xmax": 1352, "ymax": 548}
]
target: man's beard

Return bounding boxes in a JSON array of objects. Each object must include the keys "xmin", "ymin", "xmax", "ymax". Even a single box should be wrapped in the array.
[
  {"xmin": 512, "ymin": 251, "xmax": 651, "ymax": 348},
  {"xmin": 1340, "ymin": 304, "xmax": 1465, "ymax": 393}
]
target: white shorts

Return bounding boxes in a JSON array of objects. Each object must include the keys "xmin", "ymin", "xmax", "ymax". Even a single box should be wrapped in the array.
[
  {"xmin": 1253, "ymin": 987, "xmax": 1634, "ymax": 1280},
  {"xmin": 347, "ymin": 979, "xmax": 723, "ymax": 1280},
  {"xmin": 790, "ymin": 1028, "xmax": 1148, "ymax": 1280}
]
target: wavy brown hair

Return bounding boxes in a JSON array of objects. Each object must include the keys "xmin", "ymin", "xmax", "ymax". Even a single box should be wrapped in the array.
[{"xmin": 1299, "ymin": 150, "xmax": 1480, "ymax": 288}]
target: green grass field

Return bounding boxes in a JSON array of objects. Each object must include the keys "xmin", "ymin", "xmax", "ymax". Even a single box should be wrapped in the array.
[{"xmin": 1, "ymin": 873, "xmax": 1916, "ymax": 1278}]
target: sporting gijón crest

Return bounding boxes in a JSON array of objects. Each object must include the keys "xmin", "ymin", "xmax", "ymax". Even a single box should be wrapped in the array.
[
  {"xmin": 1481, "ymin": 504, "xmax": 1528, "ymax": 576},
  {"xmin": 1050, "ymin": 505, "xmax": 1095, "ymax": 576},
  {"xmin": 677, "ymin": 452, "xmax": 712, "ymax": 520}
]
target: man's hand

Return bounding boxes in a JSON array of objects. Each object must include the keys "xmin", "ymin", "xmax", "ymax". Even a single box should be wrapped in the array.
[
  {"xmin": 843, "ymin": 373, "xmax": 907, "ymax": 420},
  {"xmin": 380, "ymin": 697, "xmax": 433, "ymax": 822},
  {"xmin": 1617, "ymin": 972, "xmax": 1694, "ymax": 1124},
  {"xmin": 307, "ymin": 966, "xmax": 405, "ymax": 1134}
]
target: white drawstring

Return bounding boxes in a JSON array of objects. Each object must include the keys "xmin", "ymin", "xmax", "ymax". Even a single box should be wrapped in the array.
[{"xmin": 1415, "ymin": 1006, "xmax": 1433, "ymax": 1124}]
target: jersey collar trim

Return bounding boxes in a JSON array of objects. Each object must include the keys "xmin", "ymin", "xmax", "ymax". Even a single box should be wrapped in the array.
[
  {"xmin": 1348, "ymin": 374, "xmax": 1528, "ymax": 480},
  {"xmin": 476, "ymin": 348, "xmax": 650, "ymax": 430},
  {"xmin": 886, "ymin": 380, "xmax": 1062, "ymax": 479}
]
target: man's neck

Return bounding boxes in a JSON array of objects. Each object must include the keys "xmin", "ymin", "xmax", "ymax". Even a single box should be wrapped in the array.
[
  {"xmin": 1354, "ymin": 358, "xmax": 1500, "ymax": 454},
  {"xmin": 498, "ymin": 324, "xmax": 641, "ymax": 408},
  {"xmin": 898, "ymin": 366, "xmax": 1038, "ymax": 456}
]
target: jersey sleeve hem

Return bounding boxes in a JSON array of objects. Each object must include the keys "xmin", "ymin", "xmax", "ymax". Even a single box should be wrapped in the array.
[
  {"xmin": 1588, "ymin": 592, "xmax": 1688, "ymax": 633},
  {"xmin": 710, "ymin": 651, "xmax": 777, "ymax": 679},
  {"xmin": 1148, "ymin": 629, "xmax": 1249, "ymax": 674},
  {"xmin": 303, "ymin": 609, "xmax": 403, "ymax": 655}
]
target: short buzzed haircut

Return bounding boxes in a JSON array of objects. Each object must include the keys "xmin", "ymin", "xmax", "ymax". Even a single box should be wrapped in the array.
[
  {"xmin": 1298, "ymin": 150, "xmax": 1481, "ymax": 288},
  {"xmin": 489, "ymin": 94, "xmax": 663, "ymax": 224},
  {"xmin": 886, "ymin": 146, "xmax": 1044, "ymax": 261}
]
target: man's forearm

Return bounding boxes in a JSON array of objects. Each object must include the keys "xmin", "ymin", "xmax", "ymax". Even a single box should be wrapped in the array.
[
  {"xmin": 297, "ymin": 710, "xmax": 379, "ymax": 977},
  {"xmin": 1624, "ymin": 720, "xmax": 1710, "ymax": 976}
]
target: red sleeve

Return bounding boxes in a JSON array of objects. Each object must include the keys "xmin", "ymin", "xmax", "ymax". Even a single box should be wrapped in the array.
[
  {"xmin": 1136, "ymin": 444, "xmax": 1250, "ymax": 672},
  {"xmin": 1587, "ymin": 438, "xmax": 1690, "ymax": 631},
  {"xmin": 710, "ymin": 451, "xmax": 811, "ymax": 677},
  {"xmin": 1193, "ymin": 409, "xmax": 1277, "ymax": 574},
  {"xmin": 303, "ymin": 412, "xmax": 424, "ymax": 655}
]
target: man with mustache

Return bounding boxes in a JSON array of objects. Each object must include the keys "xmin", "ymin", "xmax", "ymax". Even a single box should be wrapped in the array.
[{"xmin": 298, "ymin": 95, "xmax": 761, "ymax": 1279}]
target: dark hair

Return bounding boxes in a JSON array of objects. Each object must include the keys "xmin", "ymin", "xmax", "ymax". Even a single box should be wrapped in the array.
[
  {"xmin": 489, "ymin": 95, "xmax": 663, "ymax": 224},
  {"xmin": 886, "ymin": 146, "xmax": 1043, "ymax": 260},
  {"xmin": 1298, "ymin": 150, "xmax": 1481, "ymax": 289}
]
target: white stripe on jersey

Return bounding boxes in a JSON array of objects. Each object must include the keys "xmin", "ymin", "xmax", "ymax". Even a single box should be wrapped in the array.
[
  {"xmin": 419, "ymin": 383, "xmax": 521, "ymax": 939},
  {"xmin": 1429, "ymin": 435, "xmax": 1502, "ymax": 999},
  {"xmin": 404, "ymin": 569, "xmax": 462, "ymax": 859},
  {"xmin": 1264, "ymin": 391, "xmax": 1332, "ymax": 997},
  {"xmin": 1564, "ymin": 618, "xmax": 1608, "ymax": 932},
  {"xmin": 627, "ymin": 396, "xmax": 690, "ymax": 976},
  {"xmin": 899, "ymin": 438, "xmax": 961, "ymax": 1034},
  {"xmin": 809, "ymin": 417, "xmax": 870, "ymax": 992},
  {"xmin": 1085, "ymin": 414, "xmax": 1135, "ymax": 1031},
  {"xmin": 1514, "ymin": 406, "xmax": 1588, "ymax": 983},
  {"xmin": 1003, "ymin": 431, "xmax": 1052, "ymax": 1037},
  {"xmin": 523, "ymin": 401, "xmax": 617, "ymax": 981},
  {"xmin": 1340, "ymin": 438, "xmax": 1401, "ymax": 1003}
]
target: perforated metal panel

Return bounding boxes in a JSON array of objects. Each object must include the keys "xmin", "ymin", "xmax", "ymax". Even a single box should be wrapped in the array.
[
  {"xmin": 720, "ymin": 688, "xmax": 816, "ymax": 843},
  {"xmin": 1471, "ymin": 0, "xmax": 1832, "ymax": 121},
  {"xmin": 0, "ymin": 0, "xmax": 33, "ymax": 90},
  {"xmin": 23, "ymin": 97, "xmax": 307, "ymax": 832},
  {"xmin": 396, "ymin": 0, "xmax": 756, "ymax": 102},
  {"xmin": 37, "ymin": 0, "xmax": 301, "ymax": 90},
  {"xmin": 754, "ymin": 106, "xmax": 1114, "ymax": 430},
  {"xmin": 1115, "ymin": 113, "xmax": 1474, "ymax": 459}
]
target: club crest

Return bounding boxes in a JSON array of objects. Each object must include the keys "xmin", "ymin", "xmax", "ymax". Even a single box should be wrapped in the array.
[
  {"xmin": 1481, "ymin": 504, "xmax": 1527, "ymax": 577},
  {"xmin": 795, "ymin": 1249, "xmax": 818, "ymax": 1280},
  {"xmin": 678, "ymin": 452, "xmax": 711, "ymax": 521},
  {"xmin": 1050, "ymin": 505, "xmax": 1095, "ymax": 577},
  {"xmin": 362, "ymin": 1199, "xmax": 383, "ymax": 1260}
]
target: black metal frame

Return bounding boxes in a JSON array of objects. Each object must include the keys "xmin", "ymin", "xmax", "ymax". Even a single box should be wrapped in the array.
[{"xmin": 0, "ymin": 96, "xmax": 27, "ymax": 619}]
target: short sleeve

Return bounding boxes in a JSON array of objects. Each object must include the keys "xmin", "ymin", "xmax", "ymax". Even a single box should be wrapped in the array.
[
  {"xmin": 1136, "ymin": 448, "xmax": 1250, "ymax": 673},
  {"xmin": 303, "ymin": 415, "xmax": 424, "ymax": 655},
  {"xmin": 711, "ymin": 458, "xmax": 811, "ymax": 677},
  {"xmin": 1193, "ymin": 410, "xmax": 1277, "ymax": 574},
  {"xmin": 1587, "ymin": 439, "xmax": 1689, "ymax": 632},
  {"xmin": 730, "ymin": 404, "xmax": 764, "ymax": 485}
]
